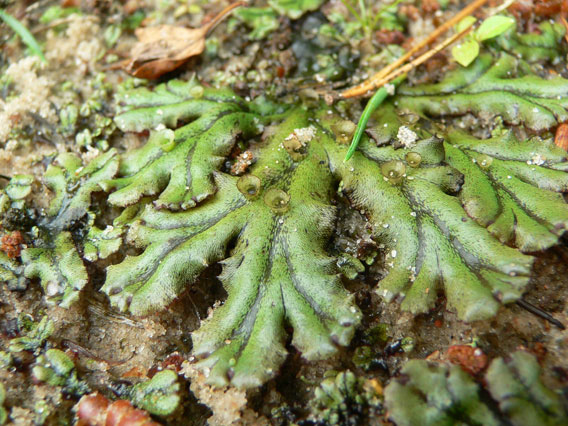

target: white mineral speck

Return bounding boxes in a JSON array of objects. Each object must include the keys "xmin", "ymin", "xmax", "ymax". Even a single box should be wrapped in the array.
[
  {"xmin": 384, "ymin": 83, "xmax": 396, "ymax": 96},
  {"xmin": 397, "ymin": 126, "xmax": 418, "ymax": 148},
  {"xmin": 529, "ymin": 153, "xmax": 545, "ymax": 166},
  {"xmin": 46, "ymin": 282, "xmax": 60, "ymax": 296},
  {"xmin": 285, "ymin": 125, "xmax": 316, "ymax": 145}
]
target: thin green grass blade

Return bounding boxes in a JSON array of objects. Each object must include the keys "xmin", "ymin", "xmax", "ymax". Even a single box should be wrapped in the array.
[
  {"xmin": 344, "ymin": 75, "xmax": 405, "ymax": 162},
  {"xmin": 0, "ymin": 9, "xmax": 47, "ymax": 63}
]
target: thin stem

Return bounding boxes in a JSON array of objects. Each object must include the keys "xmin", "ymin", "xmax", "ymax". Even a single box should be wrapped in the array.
[
  {"xmin": 370, "ymin": 0, "xmax": 406, "ymax": 33},
  {"xmin": 203, "ymin": 1, "xmax": 246, "ymax": 35},
  {"xmin": 367, "ymin": 24, "xmax": 474, "ymax": 91},
  {"xmin": 517, "ymin": 299, "xmax": 566, "ymax": 330},
  {"xmin": 340, "ymin": 0, "xmax": 364, "ymax": 27},
  {"xmin": 341, "ymin": 0, "xmax": 491, "ymax": 98},
  {"xmin": 358, "ymin": 0, "xmax": 368, "ymax": 33}
]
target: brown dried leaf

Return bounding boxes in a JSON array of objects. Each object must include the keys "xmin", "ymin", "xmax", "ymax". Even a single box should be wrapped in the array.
[{"xmin": 122, "ymin": 1, "xmax": 245, "ymax": 79}]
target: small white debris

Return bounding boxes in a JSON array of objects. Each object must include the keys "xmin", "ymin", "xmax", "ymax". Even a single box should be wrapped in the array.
[
  {"xmin": 284, "ymin": 125, "xmax": 317, "ymax": 145},
  {"xmin": 527, "ymin": 153, "xmax": 545, "ymax": 166},
  {"xmin": 410, "ymin": 211, "xmax": 417, "ymax": 217},
  {"xmin": 397, "ymin": 126, "xmax": 418, "ymax": 148},
  {"xmin": 391, "ymin": 250, "xmax": 397, "ymax": 258},
  {"xmin": 46, "ymin": 282, "xmax": 60, "ymax": 296},
  {"xmin": 384, "ymin": 83, "xmax": 396, "ymax": 96}
]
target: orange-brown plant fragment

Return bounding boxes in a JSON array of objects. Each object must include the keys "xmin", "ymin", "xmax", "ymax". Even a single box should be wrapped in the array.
[
  {"xmin": 447, "ymin": 345, "xmax": 488, "ymax": 376},
  {"xmin": 1, "ymin": 231, "xmax": 24, "ymax": 259},
  {"xmin": 76, "ymin": 393, "xmax": 160, "ymax": 426}
]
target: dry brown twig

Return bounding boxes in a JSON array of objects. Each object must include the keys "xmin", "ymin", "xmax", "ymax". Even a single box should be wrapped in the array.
[
  {"xmin": 365, "ymin": 24, "xmax": 474, "ymax": 92},
  {"xmin": 340, "ymin": 0, "xmax": 493, "ymax": 98}
]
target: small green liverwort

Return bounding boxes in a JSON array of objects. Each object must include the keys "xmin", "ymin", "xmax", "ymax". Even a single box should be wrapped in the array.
[{"xmin": 384, "ymin": 351, "xmax": 568, "ymax": 425}]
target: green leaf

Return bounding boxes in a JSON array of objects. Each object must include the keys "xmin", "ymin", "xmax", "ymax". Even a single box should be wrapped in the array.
[
  {"xmin": 102, "ymin": 80, "xmax": 267, "ymax": 210},
  {"xmin": 17, "ymin": 151, "xmax": 119, "ymax": 307},
  {"xmin": 39, "ymin": 6, "xmax": 80, "ymax": 24},
  {"xmin": 309, "ymin": 371, "xmax": 381, "ymax": 424},
  {"xmin": 0, "ymin": 382, "xmax": 6, "ymax": 425},
  {"xmin": 444, "ymin": 131, "xmax": 568, "ymax": 252},
  {"xmin": 385, "ymin": 352, "xmax": 568, "ymax": 426},
  {"xmin": 82, "ymin": 217, "xmax": 123, "ymax": 262},
  {"xmin": 321, "ymin": 119, "xmax": 534, "ymax": 320},
  {"xmin": 451, "ymin": 39, "xmax": 480, "ymax": 67},
  {"xmin": 0, "ymin": 9, "xmax": 46, "ymax": 63},
  {"xmin": 102, "ymin": 108, "xmax": 361, "ymax": 388},
  {"xmin": 233, "ymin": 7, "xmax": 279, "ymax": 40},
  {"xmin": 98, "ymin": 62, "xmax": 568, "ymax": 385},
  {"xmin": 32, "ymin": 349, "xmax": 90, "ymax": 396},
  {"xmin": 21, "ymin": 232, "xmax": 88, "ymax": 308},
  {"xmin": 129, "ymin": 370, "xmax": 181, "ymax": 416},
  {"xmin": 486, "ymin": 351, "xmax": 568, "ymax": 426},
  {"xmin": 475, "ymin": 15, "xmax": 515, "ymax": 42},
  {"xmin": 42, "ymin": 150, "xmax": 119, "ymax": 232},
  {"xmin": 396, "ymin": 53, "xmax": 568, "ymax": 131},
  {"xmin": 3, "ymin": 174, "xmax": 33, "ymax": 200},
  {"xmin": 268, "ymin": 0, "xmax": 325, "ymax": 19},
  {"xmin": 494, "ymin": 21, "xmax": 566, "ymax": 63},
  {"xmin": 0, "ymin": 252, "xmax": 25, "ymax": 291},
  {"xmin": 456, "ymin": 16, "xmax": 477, "ymax": 33},
  {"xmin": 384, "ymin": 360, "xmax": 500, "ymax": 426},
  {"xmin": 8, "ymin": 315, "xmax": 54, "ymax": 354}
]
